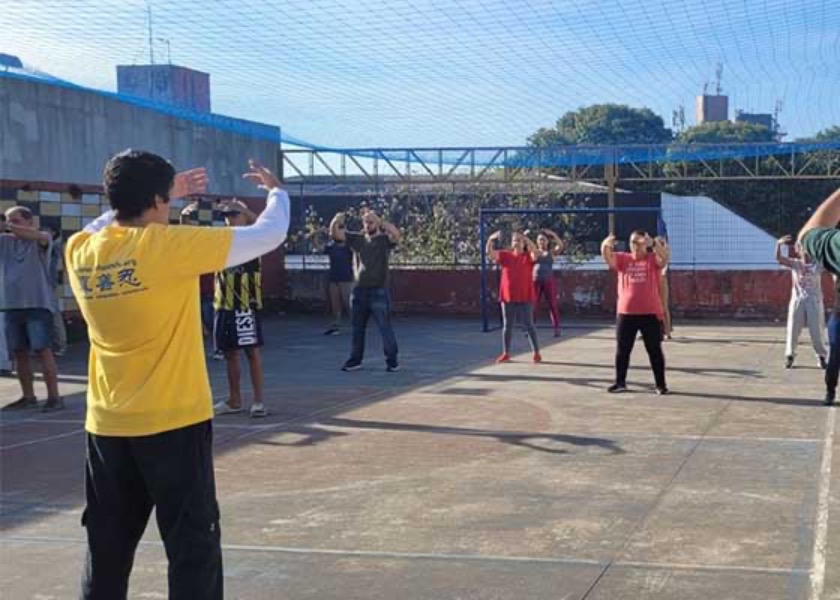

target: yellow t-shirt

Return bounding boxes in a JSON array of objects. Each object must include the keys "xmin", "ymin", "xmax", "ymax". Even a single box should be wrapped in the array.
[{"xmin": 65, "ymin": 223, "xmax": 234, "ymax": 436}]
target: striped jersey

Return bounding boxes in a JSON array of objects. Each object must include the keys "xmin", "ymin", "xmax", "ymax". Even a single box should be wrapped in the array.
[{"xmin": 214, "ymin": 258, "xmax": 262, "ymax": 311}]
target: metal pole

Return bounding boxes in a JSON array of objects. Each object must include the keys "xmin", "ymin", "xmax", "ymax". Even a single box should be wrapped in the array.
[
  {"xmin": 606, "ymin": 158, "xmax": 617, "ymax": 235},
  {"xmin": 479, "ymin": 211, "xmax": 488, "ymax": 332}
]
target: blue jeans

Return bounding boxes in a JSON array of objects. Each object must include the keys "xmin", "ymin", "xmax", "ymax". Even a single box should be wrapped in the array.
[
  {"xmin": 826, "ymin": 315, "xmax": 840, "ymax": 394},
  {"xmin": 5, "ymin": 309, "xmax": 54, "ymax": 352},
  {"xmin": 349, "ymin": 287, "xmax": 398, "ymax": 366}
]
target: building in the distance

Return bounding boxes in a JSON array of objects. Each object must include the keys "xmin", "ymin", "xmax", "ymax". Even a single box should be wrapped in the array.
[
  {"xmin": 735, "ymin": 110, "xmax": 774, "ymax": 131},
  {"xmin": 117, "ymin": 64, "xmax": 211, "ymax": 113},
  {"xmin": 696, "ymin": 94, "xmax": 729, "ymax": 123}
]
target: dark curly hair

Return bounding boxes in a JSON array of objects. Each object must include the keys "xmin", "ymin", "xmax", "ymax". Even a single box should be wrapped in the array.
[{"xmin": 103, "ymin": 149, "xmax": 175, "ymax": 221}]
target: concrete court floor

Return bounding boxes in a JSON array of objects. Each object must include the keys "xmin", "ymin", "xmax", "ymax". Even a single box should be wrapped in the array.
[{"xmin": 1, "ymin": 315, "xmax": 840, "ymax": 600}]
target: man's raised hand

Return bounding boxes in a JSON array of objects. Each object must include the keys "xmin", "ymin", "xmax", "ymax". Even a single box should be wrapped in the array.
[
  {"xmin": 243, "ymin": 160, "xmax": 281, "ymax": 191},
  {"xmin": 172, "ymin": 168, "xmax": 208, "ymax": 199}
]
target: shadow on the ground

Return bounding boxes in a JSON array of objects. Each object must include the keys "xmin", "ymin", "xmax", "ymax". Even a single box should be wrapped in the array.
[{"xmin": 254, "ymin": 416, "xmax": 625, "ymax": 456}]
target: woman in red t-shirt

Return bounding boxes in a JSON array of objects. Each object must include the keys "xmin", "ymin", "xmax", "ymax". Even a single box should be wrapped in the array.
[
  {"xmin": 601, "ymin": 230, "xmax": 671, "ymax": 394},
  {"xmin": 487, "ymin": 230, "xmax": 541, "ymax": 363}
]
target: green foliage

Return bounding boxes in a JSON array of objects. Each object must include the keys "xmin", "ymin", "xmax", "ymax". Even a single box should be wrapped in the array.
[
  {"xmin": 529, "ymin": 104, "xmax": 673, "ymax": 146},
  {"xmin": 797, "ymin": 126, "xmax": 840, "ymax": 142},
  {"xmin": 677, "ymin": 121, "xmax": 774, "ymax": 143}
]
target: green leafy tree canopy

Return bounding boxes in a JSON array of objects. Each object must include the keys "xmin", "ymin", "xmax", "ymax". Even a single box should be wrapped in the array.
[
  {"xmin": 528, "ymin": 104, "xmax": 673, "ymax": 147},
  {"xmin": 678, "ymin": 121, "xmax": 774, "ymax": 144}
]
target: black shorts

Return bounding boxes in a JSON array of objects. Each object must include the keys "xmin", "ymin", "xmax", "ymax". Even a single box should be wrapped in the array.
[{"xmin": 214, "ymin": 308, "xmax": 264, "ymax": 351}]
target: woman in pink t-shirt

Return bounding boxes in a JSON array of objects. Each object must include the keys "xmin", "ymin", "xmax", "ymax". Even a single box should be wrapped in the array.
[
  {"xmin": 486, "ymin": 230, "xmax": 541, "ymax": 364},
  {"xmin": 601, "ymin": 230, "xmax": 671, "ymax": 394}
]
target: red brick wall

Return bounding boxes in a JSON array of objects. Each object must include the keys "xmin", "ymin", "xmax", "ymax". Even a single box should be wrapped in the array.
[{"xmin": 284, "ymin": 268, "xmax": 833, "ymax": 320}]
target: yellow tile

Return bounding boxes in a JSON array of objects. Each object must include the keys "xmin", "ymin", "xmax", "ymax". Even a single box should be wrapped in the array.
[
  {"xmin": 61, "ymin": 216, "xmax": 81, "ymax": 231},
  {"xmin": 40, "ymin": 202, "xmax": 61, "ymax": 216},
  {"xmin": 17, "ymin": 190, "xmax": 38, "ymax": 201},
  {"xmin": 198, "ymin": 209, "xmax": 212, "ymax": 221},
  {"xmin": 82, "ymin": 204, "xmax": 101, "ymax": 217},
  {"xmin": 60, "ymin": 192, "xmax": 74, "ymax": 202},
  {"xmin": 0, "ymin": 200, "xmax": 14, "ymax": 212}
]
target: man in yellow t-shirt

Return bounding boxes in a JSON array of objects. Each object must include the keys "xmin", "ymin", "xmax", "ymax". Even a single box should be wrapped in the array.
[{"xmin": 66, "ymin": 150, "xmax": 289, "ymax": 599}]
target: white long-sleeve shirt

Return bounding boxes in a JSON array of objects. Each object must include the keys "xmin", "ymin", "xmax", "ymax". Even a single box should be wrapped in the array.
[{"xmin": 84, "ymin": 188, "xmax": 291, "ymax": 267}]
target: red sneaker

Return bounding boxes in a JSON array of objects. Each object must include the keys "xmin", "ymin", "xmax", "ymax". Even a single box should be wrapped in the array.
[
  {"xmin": 496, "ymin": 353, "xmax": 511, "ymax": 363},
  {"xmin": 533, "ymin": 352, "xmax": 542, "ymax": 363}
]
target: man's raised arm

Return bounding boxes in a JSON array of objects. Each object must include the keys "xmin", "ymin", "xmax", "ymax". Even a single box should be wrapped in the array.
[{"xmin": 225, "ymin": 161, "xmax": 290, "ymax": 268}]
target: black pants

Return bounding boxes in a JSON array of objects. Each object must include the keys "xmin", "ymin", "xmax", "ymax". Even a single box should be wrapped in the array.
[
  {"xmin": 80, "ymin": 420, "xmax": 223, "ymax": 600},
  {"xmin": 615, "ymin": 314, "xmax": 666, "ymax": 388}
]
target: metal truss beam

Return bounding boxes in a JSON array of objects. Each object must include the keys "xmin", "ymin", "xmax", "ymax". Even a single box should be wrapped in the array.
[{"xmin": 279, "ymin": 143, "xmax": 840, "ymax": 185}]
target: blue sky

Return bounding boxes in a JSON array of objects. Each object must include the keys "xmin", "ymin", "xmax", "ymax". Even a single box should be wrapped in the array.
[{"xmin": 3, "ymin": 0, "xmax": 839, "ymax": 148}]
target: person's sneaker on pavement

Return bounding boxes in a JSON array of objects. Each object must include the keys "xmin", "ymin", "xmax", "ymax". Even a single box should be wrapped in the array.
[
  {"xmin": 41, "ymin": 397, "xmax": 64, "ymax": 412},
  {"xmin": 213, "ymin": 400, "xmax": 243, "ymax": 415}
]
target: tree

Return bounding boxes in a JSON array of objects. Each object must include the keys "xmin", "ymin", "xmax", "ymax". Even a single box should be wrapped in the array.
[
  {"xmin": 678, "ymin": 121, "xmax": 774, "ymax": 144},
  {"xmin": 797, "ymin": 126, "xmax": 840, "ymax": 143},
  {"xmin": 528, "ymin": 104, "xmax": 673, "ymax": 147}
]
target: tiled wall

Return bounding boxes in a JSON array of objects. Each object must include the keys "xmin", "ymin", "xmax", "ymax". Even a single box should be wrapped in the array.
[{"xmin": 1, "ymin": 185, "xmax": 253, "ymax": 313}]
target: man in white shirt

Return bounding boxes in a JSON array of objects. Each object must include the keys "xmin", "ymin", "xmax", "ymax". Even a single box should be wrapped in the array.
[{"xmin": 775, "ymin": 235, "xmax": 828, "ymax": 369}]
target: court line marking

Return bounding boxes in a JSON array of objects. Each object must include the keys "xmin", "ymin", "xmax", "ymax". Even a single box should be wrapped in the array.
[
  {"xmin": 0, "ymin": 429, "xmax": 83, "ymax": 451},
  {"xmin": 809, "ymin": 405, "xmax": 836, "ymax": 600},
  {"xmin": 0, "ymin": 534, "xmax": 810, "ymax": 576}
]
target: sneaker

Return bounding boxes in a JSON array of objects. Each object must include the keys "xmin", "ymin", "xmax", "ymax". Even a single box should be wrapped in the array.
[
  {"xmin": 495, "ymin": 353, "xmax": 511, "ymax": 363},
  {"xmin": 655, "ymin": 386, "xmax": 670, "ymax": 396},
  {"xmin": 607, "ymin": 383, "xmax": 628, "ymax": 394},
  {"xmin": 825, "ymin": 390, "xmax": 836, "ymax": 406},
  {"xmin": 214, "ymin": 401, "xmax": 243, "ymax": 415},
  {"xmin": 386, "ymin": 363, "xmax": 401, "ymax": 372},
  {"xmin": 784, "ymin": 355, "xmax": 794, "ymax": 369},
  {"xmin": 533, "ymin": 352, "xmax": 542, "ymax": 363},
  {"xmin": 41, "ymin": 397, "xmax": 65, "ymax": 412},
  {"xmin": 0, "ymin": 369, "xmax": 12, "ymax": 378},
  {"xmin": 323, "ymin": 326, "xmax": 340, "ymax": 336},
  {"xmin": 249, "ymin": 403, "xmax": 268, "ymax": 418},
  {"xmin": 553, "ymin": 330, "xmax": 560, "ymax": 338},
  {"xmin": 212, "ymin": 349, "xmax": 225, "ymax": 361},
  {"xmin": 341, "ymin": 360, "xmax": 362, "ymax": 372},
  {"xmin": 2, "ymin": 397, "xmax": 38, "ymax": 411},
  {"xmin": 819, "ymin": 356, "xmax": 829, "ymax": 370}
]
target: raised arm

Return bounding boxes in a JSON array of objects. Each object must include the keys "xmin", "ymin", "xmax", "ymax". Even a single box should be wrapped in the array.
[
  {"xmin": 330, "ymin": 212, "xmax": 348, "ymax": 243},
  {"xmin": 799, "ymin": 187, "xmax": 840, "ymax": 245},
  {"xmin": 225, "ymin": 161, "xmax": 290, "ymax": 268},
  {"xmin": 545, "ymin": 229, "xmax": 565, "ymax": 257},
  {"xmin": 523, "ymin": 235, "xmax": 540, "ymax": 262},
  {"xmin": 221, "ymin": 198, "xmax": 258, "ymax": 224},
  {"xmin": 7, "ymin": 223, "xmax": 51, "ymax": 245},
  {"xmin": 600, "ymin": 234, "xmax": 617, "ymax": 269},
  {"xmin": 381, "ymin": 220, "xmax": 402, "ymax": 243},
  {"xmin": 486, "ymin": 230, "xmax": 502, "ymax": 262},
  {"xmin": 653, "ymin": 236, "xmax": 670, "ymax": 268},
  {"xmin": 775, "ymin": 235, "xmax": 796, "ymax": 268}
]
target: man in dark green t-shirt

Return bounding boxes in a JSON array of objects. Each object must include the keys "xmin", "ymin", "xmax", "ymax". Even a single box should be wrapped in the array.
[
  {"xmin": 330, "ymin": 210, "xmax": 401, "ymax": 372},
  {"xmin": 798, "ymin": 186, "xmax": 840, "ymax": 405}
]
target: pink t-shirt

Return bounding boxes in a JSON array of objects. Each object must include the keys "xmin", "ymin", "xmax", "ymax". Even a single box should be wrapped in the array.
[
  {"xmin": 613, "ymin": 252, "xmax": 664, "ymax": 316},
  {"xmin": 497, "ymin": 250, "xmax": 536, "ymax": 303}
]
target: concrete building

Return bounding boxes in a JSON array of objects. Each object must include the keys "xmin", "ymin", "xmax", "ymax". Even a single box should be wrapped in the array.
[
  {"xmin": 735, "ymin": 111, "xmax": 774, "ymax": 131},
  {"xmin": 0, "ymin": 71, "xmax": 280, "ymax": 196},
  {"xmin": 696, "ymin": 94, "xmax": 729, "ymax": 123},
  {"xmin": 117, "ymin": 64, "xmax": 211, "ymax": 113}
]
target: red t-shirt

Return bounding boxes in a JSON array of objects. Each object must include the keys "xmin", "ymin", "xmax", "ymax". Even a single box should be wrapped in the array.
[
  {"xmin": 614, "ymin": 252, "xmax": 663, "ymax": 316},
  {"xmin": 497, "ymin": 250, "xmax": 535, "ymax": 303}
]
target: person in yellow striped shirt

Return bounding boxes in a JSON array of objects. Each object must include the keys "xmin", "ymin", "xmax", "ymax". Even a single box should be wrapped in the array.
[{"xmin": 212, "ymin": 199, "xmax": 267, "ymax": 418}]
